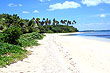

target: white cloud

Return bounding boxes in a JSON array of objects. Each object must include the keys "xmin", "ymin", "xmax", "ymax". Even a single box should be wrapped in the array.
[
  {"xmin": 40, "ymin": 0, "xmax": 51, "ymax": 2},
  {"xmin": 8, "ymin": 3, "xmax": 23, "ymax": 7},
  {"xmin": 18, "ymin": 4, "xmax": 23, "ymax": 7},
  {"xmin": 8, "ymin": 3, "xmax": 17, "ymax": 7},
  {"xmin": 82, "ymin": 0, "xmax": 110, "ymax": 6},
  {"xmin": 40, "ymin": 0, "xmax": 44, "ymax": 2},
  {"xmin": 92, "ymin": 13, "xmax": 110, "ymax": 18},
  {"xmin": 100, "ymin": 14, "xmax": 106, "ymax": 17},
  {"xmin": 22, "ymin": 11, "xmax": 30, "ymax": 14},
  {"xmin": 48, "ymin": 1, "xmax": 81, "ymax": 11},
  {"xmin": 99, "ymin": 8, "xmax": 104, "ymax": 11},
  {"xmin": 33, "ymin": 10, "xmax": 39, "ymax": 13},
  {"xmin": 48, "ymin": 0, "xmax": 51, "ymax": 1}
]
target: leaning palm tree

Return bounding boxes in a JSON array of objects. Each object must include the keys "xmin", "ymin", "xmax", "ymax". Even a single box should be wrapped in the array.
[{"xmin": 55, "ymin": 21, "xmax": 59, "ymax": 25}]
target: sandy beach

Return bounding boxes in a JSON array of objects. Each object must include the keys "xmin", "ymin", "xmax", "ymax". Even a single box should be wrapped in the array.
[{"xmin": 0, "ymin": 33, "xmax": 110, "ymax": 73}]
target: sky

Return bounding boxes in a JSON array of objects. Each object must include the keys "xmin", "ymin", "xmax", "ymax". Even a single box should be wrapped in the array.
[{"xmin": 0, "ymin": 0, "xmax": 110, "ymax": 30}]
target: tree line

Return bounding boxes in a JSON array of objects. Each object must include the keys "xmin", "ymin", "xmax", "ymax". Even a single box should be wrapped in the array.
[
  {"xmin": 0, "ymin": 14, "xmax": 78, "ymax": 33},
  {"xmin": 33, "ymin": 17, "xmax": 76, "ymax": 26}
]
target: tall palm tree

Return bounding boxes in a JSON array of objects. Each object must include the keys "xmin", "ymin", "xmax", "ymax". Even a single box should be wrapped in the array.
[
  {"xmin": 64, "ymin": 20, "xmax": 67, "ymax": 25},
  {"xmin": 48, "ymin": 20, "xmax": 51, "ymax": 25},
  {"xmin": 67, "ymin": 20, "xmax": 71, "ymax": 26},
  {"xmin": 72, "ymin": 20, "xmax": 76, "ymax": 24},
  {"xmin": 53, "ymin": 18, "xmax": 56, "ymax": 25},
  {"xmin": 36, "ymin": 18, "xmax": 40, "ymax": 26},
  {"xmin": 41, "ymin": 21, "xmax": 44, "ymax": 26},
  {"xmin": 43, "ymin": 18, "xmax": 45, "ymax": 21},
  {"xmin": 60, "ymin": 20, "xmax": 64, "ymax": 25},
  {"xmin": 45, "ymin": 18, "xmax": 48, "ymax": 25}
]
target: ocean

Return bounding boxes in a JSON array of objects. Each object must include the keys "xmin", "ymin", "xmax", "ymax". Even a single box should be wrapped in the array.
[{"xmin": 73, "ymin": 30, "xmax": 110, "ymax": 42}]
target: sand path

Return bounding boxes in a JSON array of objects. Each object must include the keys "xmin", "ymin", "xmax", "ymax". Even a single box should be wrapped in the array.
[{"xmin": 0, "ymin": 34, "xmax": 79, "ymax": 73}]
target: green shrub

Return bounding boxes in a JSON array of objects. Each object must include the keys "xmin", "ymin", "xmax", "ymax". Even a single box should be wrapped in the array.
[
  {"xmin": 46, "ymin": 30, "xmax": 54, "ymax": 33},
  {"xmin": 22, "ymin": 32, "xmax": 44, "ymax": 40},
  {"xmin": 17, "ymin": 36, "xmax": 38, "ymax": 47},
  {"xmin": 3, "ymin": 25, "xmax": 23, "ymax": 44},
  {"xmin": 17, "ymin": 32, "xmax": 44, "ymax": 47}
]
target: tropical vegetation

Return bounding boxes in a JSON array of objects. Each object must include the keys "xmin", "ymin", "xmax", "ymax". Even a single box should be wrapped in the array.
[{"xmin": 0, "ymin": 13, "xmax": 78, "ymax": 67}]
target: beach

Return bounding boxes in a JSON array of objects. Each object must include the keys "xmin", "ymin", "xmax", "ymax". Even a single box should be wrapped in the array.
[{"xmin": 0, "ymin": 33, "xmax": 110, "ymax": 73}]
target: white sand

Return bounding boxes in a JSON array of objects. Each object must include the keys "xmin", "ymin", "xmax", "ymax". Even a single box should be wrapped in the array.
[{"xmin": 0, "ymin": 33, "xmax": 110, "ymax": 73}]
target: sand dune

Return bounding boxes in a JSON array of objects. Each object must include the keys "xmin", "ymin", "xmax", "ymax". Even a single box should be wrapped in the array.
[{"xmin": 0, "ymin": 33, "xmax": 110, "ymax": 73}]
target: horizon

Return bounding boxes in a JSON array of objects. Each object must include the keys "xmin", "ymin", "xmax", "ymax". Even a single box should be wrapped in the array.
[{"xmin": 0, "ymin": 0, "xmax": 110, "ymax": 31}]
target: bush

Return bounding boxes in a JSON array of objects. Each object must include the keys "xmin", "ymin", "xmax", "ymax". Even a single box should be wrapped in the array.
[
  {"xmin": 22, "ymin": 32, "xmax": 44, "ymax": 40},
  {"xmin": 17, "ymin": 32, "xmax": 44, "ymax": 47},
  {"xmin": 46, "ymin": 30, "xmax": 54, "ymax": 33},
  {"xmin": 17, "ymin": 36, "xmax": 38, "ymax": 47},
  {"xmin": 3, "ymin": 25, "xmax": 23, "ymax": 44}
]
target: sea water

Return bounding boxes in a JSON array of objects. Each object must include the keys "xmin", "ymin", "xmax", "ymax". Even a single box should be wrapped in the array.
[{"xmin": 73, "ymin": 30, "xmax": 110, "ymax": 42}]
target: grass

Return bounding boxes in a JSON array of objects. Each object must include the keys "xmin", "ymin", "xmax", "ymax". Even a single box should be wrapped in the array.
[{"xmin": 0, "ymin": 43, "xmax": 28, "ymax": 67}]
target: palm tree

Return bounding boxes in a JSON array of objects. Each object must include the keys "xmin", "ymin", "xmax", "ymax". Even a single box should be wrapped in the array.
[
  {"xmin": 67, "ymin": 20, "xmax": 71, "ymax": 26},
  {"xmin": 64, "ymin": 20, "xmax": 67, "ymax": 24},
  {"xmin": 60, "ymin": 20, "xmax": 64, "ymax": 24},
  {"xmin": 36, "ymin": 18, "xmax": 40, "ymax": 26},
  {"xmin": 53, "ymin": 18, "xmax": 56, "ymax": 25},
  {"xmin": 43, "ymin": 18, "xmax": 45, "ymax": 21},
  {"xmin": 72, "ymin": 20, "xmax": 76, "ymax": 24},
  {"xmin": 42, "ymin": 18, "xmax": 45, "ymax": 25},
  {"xmin": 48, "ymin": 20, "xmax": 51, "ymax": 25},
  {"xmin": 45, "ymin": 18, "xmax": 48, "ymax": 25},
  {"xmin": 55, "ymin": 21, "xmax": 59, "ymax": 25},
  {"xmin": 41, "ymin": 21, "xmax": 44, "ymax": 26}
]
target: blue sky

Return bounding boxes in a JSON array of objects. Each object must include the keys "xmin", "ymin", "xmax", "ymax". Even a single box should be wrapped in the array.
[{"xmin": 0, "ymin": 0, "xmax": 110, "ymax": 30}]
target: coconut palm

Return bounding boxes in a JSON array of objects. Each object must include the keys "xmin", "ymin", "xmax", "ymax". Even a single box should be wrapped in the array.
[
  {"xmin": 55, "ymin": 21, "xmax": 59, "ymax": 25},
  {"xmin": 45, "ymin": 18, "xmax": 48, "ymax": 25},
  {"xmin": 67, "ymin": 20, "xmax": 71, "ymax": 26},
  {"xmin": 73, "ymin": 20, "xmax": 76, "ymax": 24},
  {"xmin": 36, "ymin": 18, "xmax": 40, "ymax": 26},
  {"xmin": 53, "ymin": 18, "xmax": 56, "ymax": 25},
  {"xmin": 48, "ymin": 20, "xmax": 51, "ymax": 25}
]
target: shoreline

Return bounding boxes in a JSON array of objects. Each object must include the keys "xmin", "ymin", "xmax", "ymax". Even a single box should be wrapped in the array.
[
  {"xmin": 65, "ymin": 32, "xmax": 110, "ymax": 42},
  {"xmin": 0, "ymin": 33, "xmax": 110, "ymax": 73}
]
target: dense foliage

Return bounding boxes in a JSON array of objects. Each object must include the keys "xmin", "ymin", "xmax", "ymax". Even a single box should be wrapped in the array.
[{"xmin": 3, "ymin": 25, "xmax": 23, "ymax": 44}]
